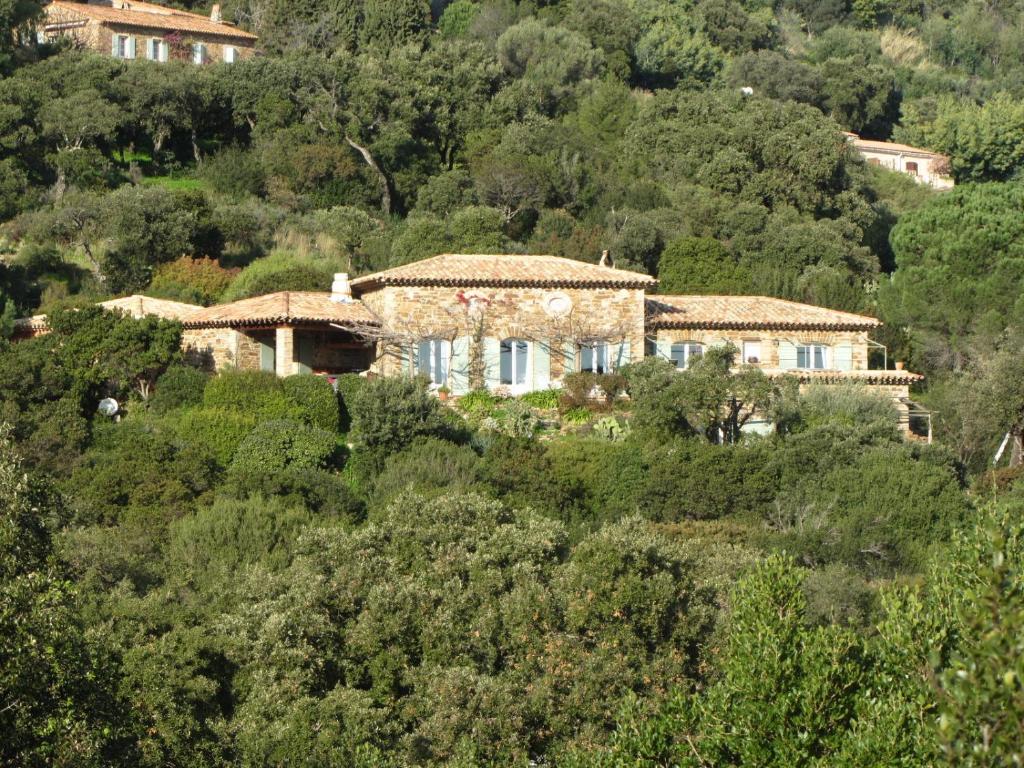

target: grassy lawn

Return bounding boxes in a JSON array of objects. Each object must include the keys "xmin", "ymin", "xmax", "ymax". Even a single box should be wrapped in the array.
[{"xmin": 141, "ymin": 175, "xmax": 206, "ymax": 191}]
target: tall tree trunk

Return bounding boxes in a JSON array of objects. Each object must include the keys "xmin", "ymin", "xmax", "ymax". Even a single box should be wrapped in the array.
[
  {"xmin": 191, "ymin": 129, "xmax": 201, "ymax": 164},
  {"xmin": 346, "ymin": 135, "xmax": 391, "ymax": 216}
]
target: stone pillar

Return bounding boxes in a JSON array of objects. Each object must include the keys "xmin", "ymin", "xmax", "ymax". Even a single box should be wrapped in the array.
[{"xmin": 275, "ymin": 326, "xmax": 295, "ymax": 377}]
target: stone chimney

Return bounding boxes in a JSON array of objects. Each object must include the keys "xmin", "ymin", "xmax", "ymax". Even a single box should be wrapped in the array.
[
  {"xmin": 598, "ymin": 249, "xmax": 612, "ymax": 267},
  {"xmin": 210, "ymin": 3, "xmax": 222, "ymax": 21},
  {"xmin": 330, "ymin": 273, "xmax": 353, "ymax": 303}
]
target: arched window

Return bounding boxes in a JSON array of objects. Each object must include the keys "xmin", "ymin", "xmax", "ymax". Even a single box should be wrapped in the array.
[
  {"xmin": 670, "ymin": 342, "xmax": 703, "ymax": 370},
  {"xmin": 500, "ymin": 339, "xmax": 529, "ymax": 387},
  {"xmin": 416, "ymin": 338, "xmax": 450, "ymax": 386}
]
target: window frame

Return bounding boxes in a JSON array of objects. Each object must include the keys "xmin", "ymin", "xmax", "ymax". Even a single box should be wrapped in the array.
[
  {"xmin": 499, "ymin": 338, "xmax": 530, "ymax": 390},
  {"xmin": 796, "ymin": 343, "xmax": 829, "ymax": 370},
  {"xmin": 905, "ymin": 160, "xmax": 919, "ymax": 175},
  {"xmin": 416, "ymin": 338, "xmax": 451, "ymax": 388},
  {"xmin": 114, "ymin": 34, "xmax": 129, "ymax": 58},
  {"xmin": 192, "ymin": 42, "xmax": 206, "ymax": 64},
  {"xmin": 742, "ymin": 340, "xmax": 761, "ymax": 365},
  {"xmin": 224, "ymin": 45, "xmax": 237, "ymax": 63},
  {"xmin": 579, "ymin": 340, "xmax": 611, "ymax": 374},
  {"xmin": 669, "ymin": 341, "xmax": 703, "ymax": 370}
]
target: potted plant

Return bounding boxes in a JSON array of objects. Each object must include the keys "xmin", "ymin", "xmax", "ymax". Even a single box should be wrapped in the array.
[{"xmin": 437, "ymin": 385, "xmax": 451, "ymax": 402}]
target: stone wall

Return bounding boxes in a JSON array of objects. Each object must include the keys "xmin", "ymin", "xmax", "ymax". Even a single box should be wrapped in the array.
[
  {"xmin": 44, "ymin": 12, "xmax": 255, "ymax": 63},
  {"xmin": 181, "ymin": 327, "xmax": 239, "ymax": 371},
  {"xmin": 360, "ymin": 284, "xmax": 647, "ymax": 380},
  {"xmin": 653, "ymin": 328, "xmax": 870, "ymax": 370}
]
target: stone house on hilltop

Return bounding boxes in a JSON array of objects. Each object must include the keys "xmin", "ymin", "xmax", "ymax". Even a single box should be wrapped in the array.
[
  {"xmin": 42, "ymin": 0, "xmax": 256, "ymax": 64},
  {"xmin": 177, "ymin": 254, "xmax": 923, "ymax": 429},
  {"xmin": 13, "ymin": 254, "xmax": 926, "ymax": 435}
]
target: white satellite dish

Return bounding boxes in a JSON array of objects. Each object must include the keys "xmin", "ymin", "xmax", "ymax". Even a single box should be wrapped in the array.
[{"xmin": 97, "ymin": 397, "xmax": 119, "ymax": 417}]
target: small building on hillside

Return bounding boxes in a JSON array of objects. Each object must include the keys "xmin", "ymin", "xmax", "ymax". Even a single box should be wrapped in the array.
[
  {"xmin": 42, "ymin": 0, "xmax": 256, "ymax": 64},
  {"xmin": 10, "ymin": 294, "xmax": 201, "ymax": 341},
  {"xmin": 843, "ymin": 131, "xmax": 954, "ymax": 190}
]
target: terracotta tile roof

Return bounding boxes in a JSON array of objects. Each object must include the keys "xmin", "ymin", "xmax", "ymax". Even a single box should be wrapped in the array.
[
  {"xmin": 765, "ymin": 368, "xmax": 924, "ymax": 384},
  {"xmin": 100, "ymin": 294, "xmax": 203, "ymax": 321},
  {"xmin": 350, "ymin": 254, "xmax": 657, "ymax": 292},
  {"xmin": 183, "ymin": 292, "xmax": 380, "ymax": 328},
  {"xmin": 843, "ymin": 131, "xmax": 946, "ymax": 159},
  {"xmin": 646, "ymin": 295, "xmax": 881, "ymax": 331},
  {"xmin": 46, "ymin": 0, "xmax": 258, "ymax": 40}
]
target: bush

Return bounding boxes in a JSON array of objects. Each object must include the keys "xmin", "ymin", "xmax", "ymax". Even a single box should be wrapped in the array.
[
  {"xmin": 218, "ymin": 468, "xmax": 364, "ymax": 525},
  {"xmin": 282, "ymin": 374, "xmax": 340, "ymax": 432},
  {"xmin": 371, "ymin": 437, "xmax": 481, "ymax": 505},
  {"xmin": 197, "ymin": 146, "xmax": 266, "ymax": 198},
  {"xmin": 477, "ymin": 436, "xmax": 581, "ymax": 521},
  {"xmin": 457, "ymin": 388, "xmax": 502, "ymax": 419},
  {"xmin": 203, "ymin": 370, "xmax": 297, "ymax": 420},
  {"xmin": 222, "ymin": 251, "xmax": 339, "ymax": 302},
  {"xmin": 148, "ymin": 256, "xmax": 239, "ymax": 306},
  {"xmin": 560, "ymin": 372, "xmax": 627, "ymax": 412},
  {"xmin": 230, "ymin": 420, "xmax": 339, "ymax": 477},
  {"xmin": 170, "ymin": 407, "xmax": 258, "ymax": 466},
  {"xmin": 519, "ymin": 389, "xmax": 560, "ymax": 410},
  {"xmin": 769, "ymin": 444, "xmax": 970, "ymax": 576},
  {"xmin": 149, "ymin": 365, "xmax": 209, "ymax": 415},
  {"xmin": 334, "ymin": 373, "xmax": 365, "ymax": 433},
  {"xmin": 167, "ymin": 495, "xmax": 312, "ymax": 588},
  {"xmin": 795, "ymin": 383, "xmax": 900, "ymax": 432},
  {"xmin": 66, "ymin": 421, "xmax": 220, "ymax": 524},
  {"xmin": 620, "ymin": 356, "xmax": 677, "ymax": 399},
  {"xmin": 350, "ymin": 376, "xmax": 453, "ymax": 470}
]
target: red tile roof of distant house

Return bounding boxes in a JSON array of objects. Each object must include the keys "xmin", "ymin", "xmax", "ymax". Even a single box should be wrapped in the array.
[
  {"xmin": 842, "ymin": 131, "xmax": 946, "ymax": 159},
  {"xmin": 47, "ymin": 0, "xmax": 257, "ymax": 40},
  {"xmin": 100, "ymin": 294, "xmax": 203, "ymax": 321},
  {"xmin": 646, "ymin": 295, "xmax": 881, "ymax": 331},
  {"xmin": 350, "ymin": 253, "xmax": 658, "ymax": 292},
  {"xmin": 183, "ymin": 292, "xmax": 380, "ymax": 328}
]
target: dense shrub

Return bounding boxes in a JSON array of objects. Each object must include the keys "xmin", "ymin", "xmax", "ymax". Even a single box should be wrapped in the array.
[
  {"xmin": 221, "ymin": 252, "xmax": 339, "ymax": 302},
  {"xmin": 371, "ymin": 437, "xmax": 481, "ymax": 504},
  {"xmin": 203, "ymin": 370, "xmax": 292, "ymax": 415},
  {"xmin": 218, "ymin": 468, "xmax": 364, "ymax": 524},
  {"xmin": 282, "ymin": 374, "xmax": 340, "ymax": 431},
  {"xmin": 519, "ymin": 389, "xmax": 560, "ymax": 410},
  {"xmin": 148, "ymin": 256, "xmax": 239, "ymax": 306},
  {"xmin": 769, "ymin": 444, "xmax": 970, "ymax": 576},
  {"xmin": 222, "ymin": 494, "xmax": 715, "ymax": 764},
  {"xmin": 477, "ymin": 436, "xmax": 581, "ymax": 521},
  {"xmin": 66, "ymin": 421, "xmax": 220, "ymax": 524},
  {"xmin": 148, "ymin": 364, "xmax": 209, "ymax": 415},
  {"xmin": 230, "ymin": 419, "xmax": 338, "ymax": 477},
  {"xmin": 349, "ymin": 376, "xmax": 453, "ymax": 471},
  {"xmin": 334, "ymin": 373, "xmax": 365, "ymax": 433},
  {"xmin": 169, "ymin": 407, "xmax": 258, "ymax": 466},
  {"xmin": 560, "ymin": 372, "xmax": 627, "ymax": 412},
  {"xmin": 197, "ymin": 146, "xmax": 266, "ymax": 198},
  {"xmin": 168, "ymin": 495, "xmax": 313, "ymax": 588}
]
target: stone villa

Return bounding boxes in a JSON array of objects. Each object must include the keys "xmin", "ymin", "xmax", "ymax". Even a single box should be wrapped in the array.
[
  {"xmin": 13, "ymin": 254, "xmax": 926, "ymax": 434},
  {"xmin": 42, "ymin": 0, "xmax": 256, "ymax": 64}
]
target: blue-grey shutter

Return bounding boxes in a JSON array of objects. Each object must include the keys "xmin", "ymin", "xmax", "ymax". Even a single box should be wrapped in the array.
[
  {"xmin": 834, "ymin": 343, "xmax": 852, "ymax": 371},
  {"xmin": 259, "ymin": 339, "xmax": 275, "ymax": 372},
  {"xmin": 655, "ymin": 337, "xmax": 671, "ymax": 360},
  {"xmin": 126, "ymin": 35, "xmax": 136, "ymax": 59},
  {"xmin": 111, "ymin": 34, "xmax": 120, "ymax": 56},
  {"xmin": 403, "ymin": 344, "xmax": 415, "ymax": 376},
  {"xmin": 483, "ymin": 337, "xmax": 500, "ymax": 388},
  {"xmin": 297, "ymin": 335, "xmax": 313, "ymax": 374},
  {"xmin": 614, "ymin": 339, "xmax": 631, "ymax": 369},
  {"xmin": 532, "ymin": 340, "xmax": 550, "ymax": 390},
  {"xmin": 450, "ymin": 336, "xmax": 471, "ymax": 394},
  {"xmin": 563, "ymin": 340, "xmax": 576, "ymax": 378},
  {"xmin": 778, "ymin": 341, "xmax": 797, "ymax": 370}
]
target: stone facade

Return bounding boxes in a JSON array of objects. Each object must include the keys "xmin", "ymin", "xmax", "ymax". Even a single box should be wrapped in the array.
[
  {"xmin": 651, "ymin": 328, "xmax": 870, "ymax": 371},
  {"xmin": 359, "ymin": 284, "xmax": 648, "ymax": 387},
  {"xmin": 43, "ymin": 3, "xmax": 256, "ymax": 64}
]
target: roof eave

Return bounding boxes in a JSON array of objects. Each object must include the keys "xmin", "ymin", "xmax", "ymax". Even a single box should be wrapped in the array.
[{"xmin": 646, "ymin": 321, "xmax": 880, "ymax": 332}]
